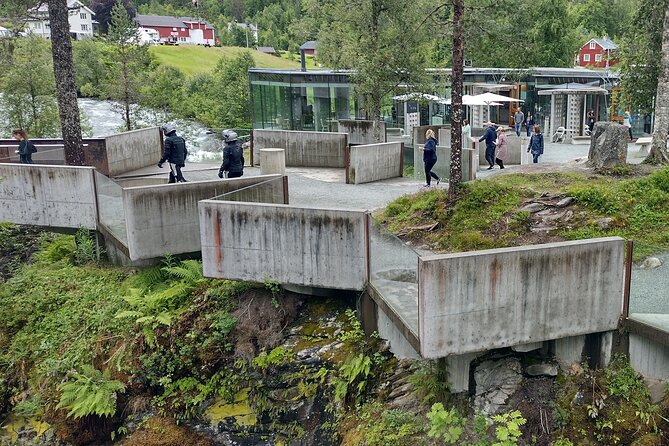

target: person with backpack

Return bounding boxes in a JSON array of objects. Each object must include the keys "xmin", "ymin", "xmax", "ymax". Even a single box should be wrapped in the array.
[
  {"xmin": 12, "ymin": 128, "xmax": 37, "ymax": 164},
  {"xmin": 527, "ymin": 125, "xmax": 544, "ymax": 163},
  {"xmin": 158, "ymin": 122, "xmax": 188, "ymax": 183},
  {"xmin": 219, "ymin": 129, "xmax": 244, "ymax": 179}
]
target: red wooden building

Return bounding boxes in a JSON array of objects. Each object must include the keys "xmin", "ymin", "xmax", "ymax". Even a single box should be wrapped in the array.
[
  {"xmin": 135, "ymin": 14, "xmax": 215, "ymax": 46},
  {"xmin": 576, "ymin": 37, "xmax": 618, "ymax": 69}
]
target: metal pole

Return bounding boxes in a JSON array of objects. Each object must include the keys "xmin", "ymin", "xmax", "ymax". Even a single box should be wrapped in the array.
[{"xmin": 622, "ymin": 240, "xmax": 633, "ymax": 319}]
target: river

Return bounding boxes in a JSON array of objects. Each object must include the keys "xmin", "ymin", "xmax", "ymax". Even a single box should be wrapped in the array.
[{"xmin": 79, "ymin": 98, "xmax": 227, "ymax": 162}]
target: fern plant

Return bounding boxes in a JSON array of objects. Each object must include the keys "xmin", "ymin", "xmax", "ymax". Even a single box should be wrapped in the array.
[
  {"xmin": 334, "ymin": 353, "xmax": 372, "ymax": 403},
  {"xmin": 56, "ymin": 366, "xmax": 125, "ymax": 418},
  {"xmin": 116, "ymin": 260, "xmax": 205, "ymax": 346}
]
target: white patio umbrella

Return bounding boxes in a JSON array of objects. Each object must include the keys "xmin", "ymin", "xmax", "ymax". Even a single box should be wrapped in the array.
[
  {"xmin": 469, "ymin": 92, "xmax": 523, "ymax": 123},
  {"xmin": 441, "ymin": 95, "xmax": 502, "ymax": 106}
]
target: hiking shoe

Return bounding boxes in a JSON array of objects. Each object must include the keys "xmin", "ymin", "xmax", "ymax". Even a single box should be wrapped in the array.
[
  {"xmin": 436, "ymin": 177, "xmax": 441, "ymax": 185},
  {"xmin": 422, "ymin": 184, "xmax": 430, "ymax": 188}
]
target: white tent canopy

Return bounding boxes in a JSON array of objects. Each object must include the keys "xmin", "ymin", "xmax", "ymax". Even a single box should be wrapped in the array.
[
  {"xmin": 441, "ymin": 95, "xmax": 502, "ymax": 106},
  {"xmin": 392, "ymin": 92, "xmax": 446, "ymax": 102},
  {"xmin": 537, "ymin": 83, "xmax": 608, "ymax": 95}
]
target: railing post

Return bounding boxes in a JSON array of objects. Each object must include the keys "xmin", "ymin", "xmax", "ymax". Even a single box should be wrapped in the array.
[{"xmin": 622, "ymin": 240, "xmax": 633, "ymax": 319}]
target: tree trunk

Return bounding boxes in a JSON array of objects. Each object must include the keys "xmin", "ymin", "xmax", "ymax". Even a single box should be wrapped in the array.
[
  {"xmin": 448, "ymin": 0, "xmax": 465, "ymax": 201},
  {"xmin": 644, "ymin": 1, "xmax": 669, "ymax": 164},
  {"xmin": 48, "ymin": 0, "xmax": 84, "ymax": 165}
]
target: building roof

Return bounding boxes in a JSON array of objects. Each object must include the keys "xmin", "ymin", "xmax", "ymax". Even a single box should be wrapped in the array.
[
  {"xmin": 135, "ymin": 14, "xmax": 213, "ymax": 30},
  {"xmin": 584, "ymin": 37, "xmax": 618, "ymax": 51},
  {"xmin": 256, "ymin": 46, "xmax": 276, "ymax": 53},
  {"xmin": 32, "ymin": 0, "xmax": 94, "ymax": 16},
  {"xmin": 300, "ymin": 40, "xmax": 317, "ymax": 50}
]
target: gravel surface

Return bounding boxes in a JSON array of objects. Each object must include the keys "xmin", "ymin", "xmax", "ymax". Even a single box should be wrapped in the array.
[{"xmin": 629, "ymin": 252, "xmax": 669, "ymax": 315}]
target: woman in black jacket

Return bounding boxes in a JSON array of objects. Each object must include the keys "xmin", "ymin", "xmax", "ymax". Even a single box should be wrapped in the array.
[
  {"xmin": 420, "ymin": 129, "xmax": 440, "ymax": 187},
  {"xmin": 12, "ymin": 128, "xmax": 36, "ymax": 164}
]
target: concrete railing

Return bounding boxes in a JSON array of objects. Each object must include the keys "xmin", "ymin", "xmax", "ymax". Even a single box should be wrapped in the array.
[
  {"xmin": 105, "ymin": 127, "xmax": 163, "ymax": 177},
  {"xmin": 0, "ymin": 138, "xmax": 107, "ymax": 171},
  {"xmin": 338, "ymin": 120, "xmax": 385, "ymax": 145},
  {"xmin": 347, "ymin": 142, "xmax": 403, "ymax": 184},
  {"xmin": 252, "ymin": 129, "xmax": 348, "ymax": 168},
  {"xmin": 417, "ymin": 237, "xmax": 625, "ymax": 358},
  {"xmin": 200, "ymin": 201, "xmax": 369, "ymax": 290},
  {"xmin": 0, "ymin": 163, "xmax": 97, "ymax": 230},
  {"xmin": 123, "ymin": 175, "xmax": 286, "ymax": 261}
]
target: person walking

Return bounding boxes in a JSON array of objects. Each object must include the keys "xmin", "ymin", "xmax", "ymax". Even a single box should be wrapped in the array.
[
  {"xmin": 514, "ymin": 108, "xmax": 525, "ymax": 137},
  {"xmin": 623, "ymin": 111, "xmax": 633, "ymax": 141},
  {"xmin": 419, "ymin": 129, "xmax": 440, "ymax": 187},
  {"xmin": 479, "ymin": 121, "xmax": 497, "ymax": 170},
  {"xmin": 527, "ymin": 125, "xmax": 544, "ymax": 163},
  {"xmin": 12, "ymin": 129, "xmax": 37, "ymax": 164},
  {"xmin": 462, "ymin": 119, "xmax": 471, "ymax": 148},
  {"xmin": 524, "ymin": 112, "xmax": 535, "ymax": 137},
  {"xmin": 587, "ymin": 110, "xmax": 595, "ymax": 134},
  {"xmin": 158, "ymin": 122, "xmax": 188, "ymax": 183},
  {"xmin": 494, "ymin": 126, "xmax": 508, "ymax": 169},
  {"xmin": 219, "ymin": 129, "xmax": 244, "ymax": 179}
]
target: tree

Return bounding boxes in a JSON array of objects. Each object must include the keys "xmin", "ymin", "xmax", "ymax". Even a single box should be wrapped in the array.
[
  {"xmin": 89, "ymin": 0, "xmax": 135, "ymax": 33},
  {"xmin": 48, "ymin": 0, "xmax": 84, "ymax": 165},
  {"xmin": 107, "ymin": 2, "xmax": 151, "ymax": 131},
  {"xmin": 318, "ymin": 0, "xmax": 429, "ymax": 142},
  {"xmin": 449, "ymin": 0, "xmax": 464, "ymax": 200},
  {"xmin": 645, "ymin": 3, "xmax": 669, "ymax": 164}
]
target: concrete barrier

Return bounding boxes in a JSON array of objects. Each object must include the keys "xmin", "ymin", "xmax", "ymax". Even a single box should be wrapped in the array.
[
  {"xmin": 0, "ymin": 138, "xmax": 108, "ymax": 172},
  {"xmin": 338, "ymin": 120, "xmax": 385, "ymax": 145},
  {"xmin": 252, "ymin": 130, "xmax": 348, "ymax": 167},
  {"xmin": 260, "ymin": 148, "xmax": 286, "ymax": 175},
  {"xmin": 199, "ymin": 202, "xmax": 368, "ymax": 290},
  {"xmin": 0, "ymin": 164, "xmax": 97, "ymax": 229},
  {"xmin": 123, "ymin": 175, "xmax": 286, "ymax": 261},
  {"xmin": 477, "ymin": 134, "xmax": 523, "ymax": 166},
  {"xmin": 347, "ymin": 142, "xmax": 403, "ymax": 184},
  {"xmin": 418, "ymin": 237, "xmax": 625, "ymax": 358},
  {"xmin": 414, "ymin": 145, "xmax": 477, "ymax": 182},
  {"xmin": 105, "ymin": 127, "xmax": 163, "ymax": 177}
]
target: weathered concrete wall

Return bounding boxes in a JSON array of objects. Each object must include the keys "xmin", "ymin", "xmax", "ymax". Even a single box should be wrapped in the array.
[
  {"xmin": 338, "ymin": 120, "xmax": 385, "ymax": 145},
  {"xmin": 478, "ymin": 134, "xmax": 523, "ymax": 166},
  {"xmin": 0, "ymin": 164, "xmax": 97, "ymax": 229},
  {"xmin": 413, "ymin": 125, "xmax": 449, "ymax": 148},
  {"xmin": 414, "ymin": 146, "xmax": 477, "ymax": 182},
  {"xmin": 418, "ymin": 237, "xmax": 625, "ymax": 358},
  {"xmin": 348, "ymin": 142, "xmax": 403, "ymax": 184},
  {"xmin": 199, "ymin": 203, "xmax": 368, "ymax": 290},
  {"xmin": 377, "ymin": 306, "xmax": 420, "ymax": 359},
  {"xmin": 629, "ymin": 333, "xmax": 669, "ymax": 381},
  {"xmin": 0, "ymin": 138, "xmax": 108, "ymax": 174},
  {"xmin": 124, "ymin": 175, "xmax": 285, "ymax": 261},
  {"xmin": 105, "ymin": 127, "xmax": 163, "ymax": 177},
  {"xmin": 253, "ymin": 130, "xmax": 348, "ymax": 167}
]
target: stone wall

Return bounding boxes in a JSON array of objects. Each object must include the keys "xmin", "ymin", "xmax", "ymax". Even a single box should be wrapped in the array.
[
  {"xmin": 338, "ymin": 120, "xmax": 385, "ymax": 145},
  {"xmin": 105, "ymin": 127, "xmax": 163, "ymax": 177},
  {"xmin": 0, "ymin": 164, "xmax": 97, "ymax": 229},
  {"xmin": 418, "ymin": 237, "xmax": 625, "ymax": 358},
  {"xmin": 252, "ymin": 130, "xmax": 348, "ymax": 167},
  {"xmin": 123, "ymin": 175, "xmax": 285, "ymax": 261},
  {"xmin": 199, "ymin": 202, "xmax": 368, "ymax": 290},
  {"xmin": 348, "ymin": 142, "xmax": 403, "ymax": 184}
]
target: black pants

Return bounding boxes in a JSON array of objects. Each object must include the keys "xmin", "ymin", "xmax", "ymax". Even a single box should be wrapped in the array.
[
  {"xmin": 168, "ymin": 163, "xmax": 187, "ymax": 183},
  {"xmin": 532, "ymin": 153, "xmax": 540, "ymax": 163},
  {"xmin": 495, "ymin": 158, "xmax": 505, "ymax": 168},
  {"xmin": 20, "ymin": 154, "xmax": 33, "ymax": 164},
  {"xmin": 628, "ymin": 127, "xmax": 633, "ymax": 140},
  {"xmin": 485, "ymin": 146, "xmax": 496, "ymax": 167},
  {"xmin": 424, "ymin": 159, "xmax": 439, "ymax": 185},
  {"xmin": 227, "ymin": 171, "xmax": 243, "ymax": 178}
]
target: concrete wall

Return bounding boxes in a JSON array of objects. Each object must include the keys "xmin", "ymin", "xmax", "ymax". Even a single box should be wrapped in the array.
[
  {"xmin": 414, "ymin": 146, "xmax": 477, "ymax": 182},
  {"xmin": 478, "ymin": 133, "xmax": 524, "ymax": 166},
  {"xmin": 629, "ymin": 333, "xmax": 669, "ymax": 380},
  {"xmin": 413, "ymin": 125, "xmax": 449, "ymax": 147},
  {"xmin": 418, "ymin": 237, "xmax": 625, "ymax": 358},
  {"xmin": 0, "ymin": 164, "xmax": 97, "ymax": 229},
  {"xmin": 0, "ymin": 138, "xmax": 108, "ymax": 173},
  {"xmin": 123, "ymin": 175, "xmax": 285, "ymax": 261},
  {"xmin": 199, "ymin": 202, "xmax": 368, "ymax": 290},
  {"xmin": 105, "ymin": 127, "xmax": 163, "ymax": 177},
  {"xmin": 338, "ymin": 120, "xmax": 385, "ymax": 145},
  {"xmin": 348, "ymin": 142, "xmax": 403, "ymax": 184},
  {"xmin": 253, "ymin": 130, "xmax": 348, "ymax": 167}
]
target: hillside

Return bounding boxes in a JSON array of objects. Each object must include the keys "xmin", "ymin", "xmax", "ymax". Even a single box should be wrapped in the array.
[{"xmin": 149, "ymin": 45, "xmax": 306, "ymax": 75}]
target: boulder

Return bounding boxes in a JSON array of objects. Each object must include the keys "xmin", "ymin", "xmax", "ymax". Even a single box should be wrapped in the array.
[
  {"xmin": 641, "ymin": 257, "xmax": 662, "ymax": 269},
  {"xmin": 588, "ymin": 122, "xmax": 628, "ymax": 168}
]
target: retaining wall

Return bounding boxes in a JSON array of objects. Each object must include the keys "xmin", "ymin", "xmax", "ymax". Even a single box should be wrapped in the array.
[
  {"xmin": 199, "ymin": 202, "xmax": 368, "ymax": 290},
  {"xmin": 123, "ymin": 175, "xmax": 285, "ymax": 261},
  {"xmin": 0, "ymin": 164, "xmax": 97, "ymax": 229},
  {"xmin": 418, "ymin": 237, "xmax": 625, "ymax": 358},
  {"xmin": 338, "ymin": 120, "xmax": 385, "ymax": 145},
  {"xmin": 347, "ymin": 142, "xmax": 403, "ymax": 184},
  {"xmin": 105, "ymin": 127, "xmax": 163, "ymax": 177},
  {"xmin": 252, "ymin": 130, "xmax": 348, "ymax": 167}
]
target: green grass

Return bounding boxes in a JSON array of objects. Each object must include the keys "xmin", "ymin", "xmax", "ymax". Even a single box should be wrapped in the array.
[{"xmin": 149, "ymin": 45, "xmax": 305, "ymax": 76}]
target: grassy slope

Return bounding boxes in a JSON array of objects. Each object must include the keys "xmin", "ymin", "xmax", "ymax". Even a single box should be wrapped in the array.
[{"xmin": 149, "ymin": 45, "xmax": 305, "ymax": 76}]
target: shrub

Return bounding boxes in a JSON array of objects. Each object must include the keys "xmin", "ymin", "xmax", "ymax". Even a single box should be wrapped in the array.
[
  {"xmin": 567, "ymin": 186, "xmax": 620, "ymax": 214},
  {"xmin": 56, "ymin": 366, "xmax": 125, "ymax": 418}
]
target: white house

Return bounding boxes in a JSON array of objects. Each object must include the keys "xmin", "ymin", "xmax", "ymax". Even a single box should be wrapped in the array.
[
  {"xmin": 26, "ymin": 0, "xmax": 95, "ymax": 40},
  {"xmin": 0, "ymin": 26, "xmax": 11, "ymax": 38}
]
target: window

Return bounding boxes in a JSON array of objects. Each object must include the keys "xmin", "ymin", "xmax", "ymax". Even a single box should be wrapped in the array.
[
  {"xmin": 180, "ymin": 37, "xmax": 187, "ymax": 42},
  {"xmin": 45, "ymin": 23, "xmax": 50, "ymax": 29},
  {"xmin": 583, "ymin": 54, "xmax": 590, "ymax": 62},
  {"xmin": 80, "ymin": 12, "xmax": 87, "ymax": 19},
  {"xmin": 181, "ymin": 27, "xmax": 186, "ymax": 31},
  {"xmin": 172, "ymin": 27, "xmax": 177, "ymax": 31},
  {"xmin": 81, "ymin": 24, "xmax": 88, "ymax": 31},
  {"xmin": 589, "ymin": 41, "xmax": 596, "ymax": 49},
  {"xmin": 595, "ymin": 54, "xmax": 602, "ymax": 62}
]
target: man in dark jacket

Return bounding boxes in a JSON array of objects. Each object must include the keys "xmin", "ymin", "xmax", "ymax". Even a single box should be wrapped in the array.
[
  {"xmin": 479, "ymin": 121, "xmax": 497, "ymax": 170},
  {"xmin": 219, "ymin": 129, "xmax": 244, "ymax": 179},
  {"xmin": 158, "ymin": 122, "xmax": 188, "ymax": 183}
]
